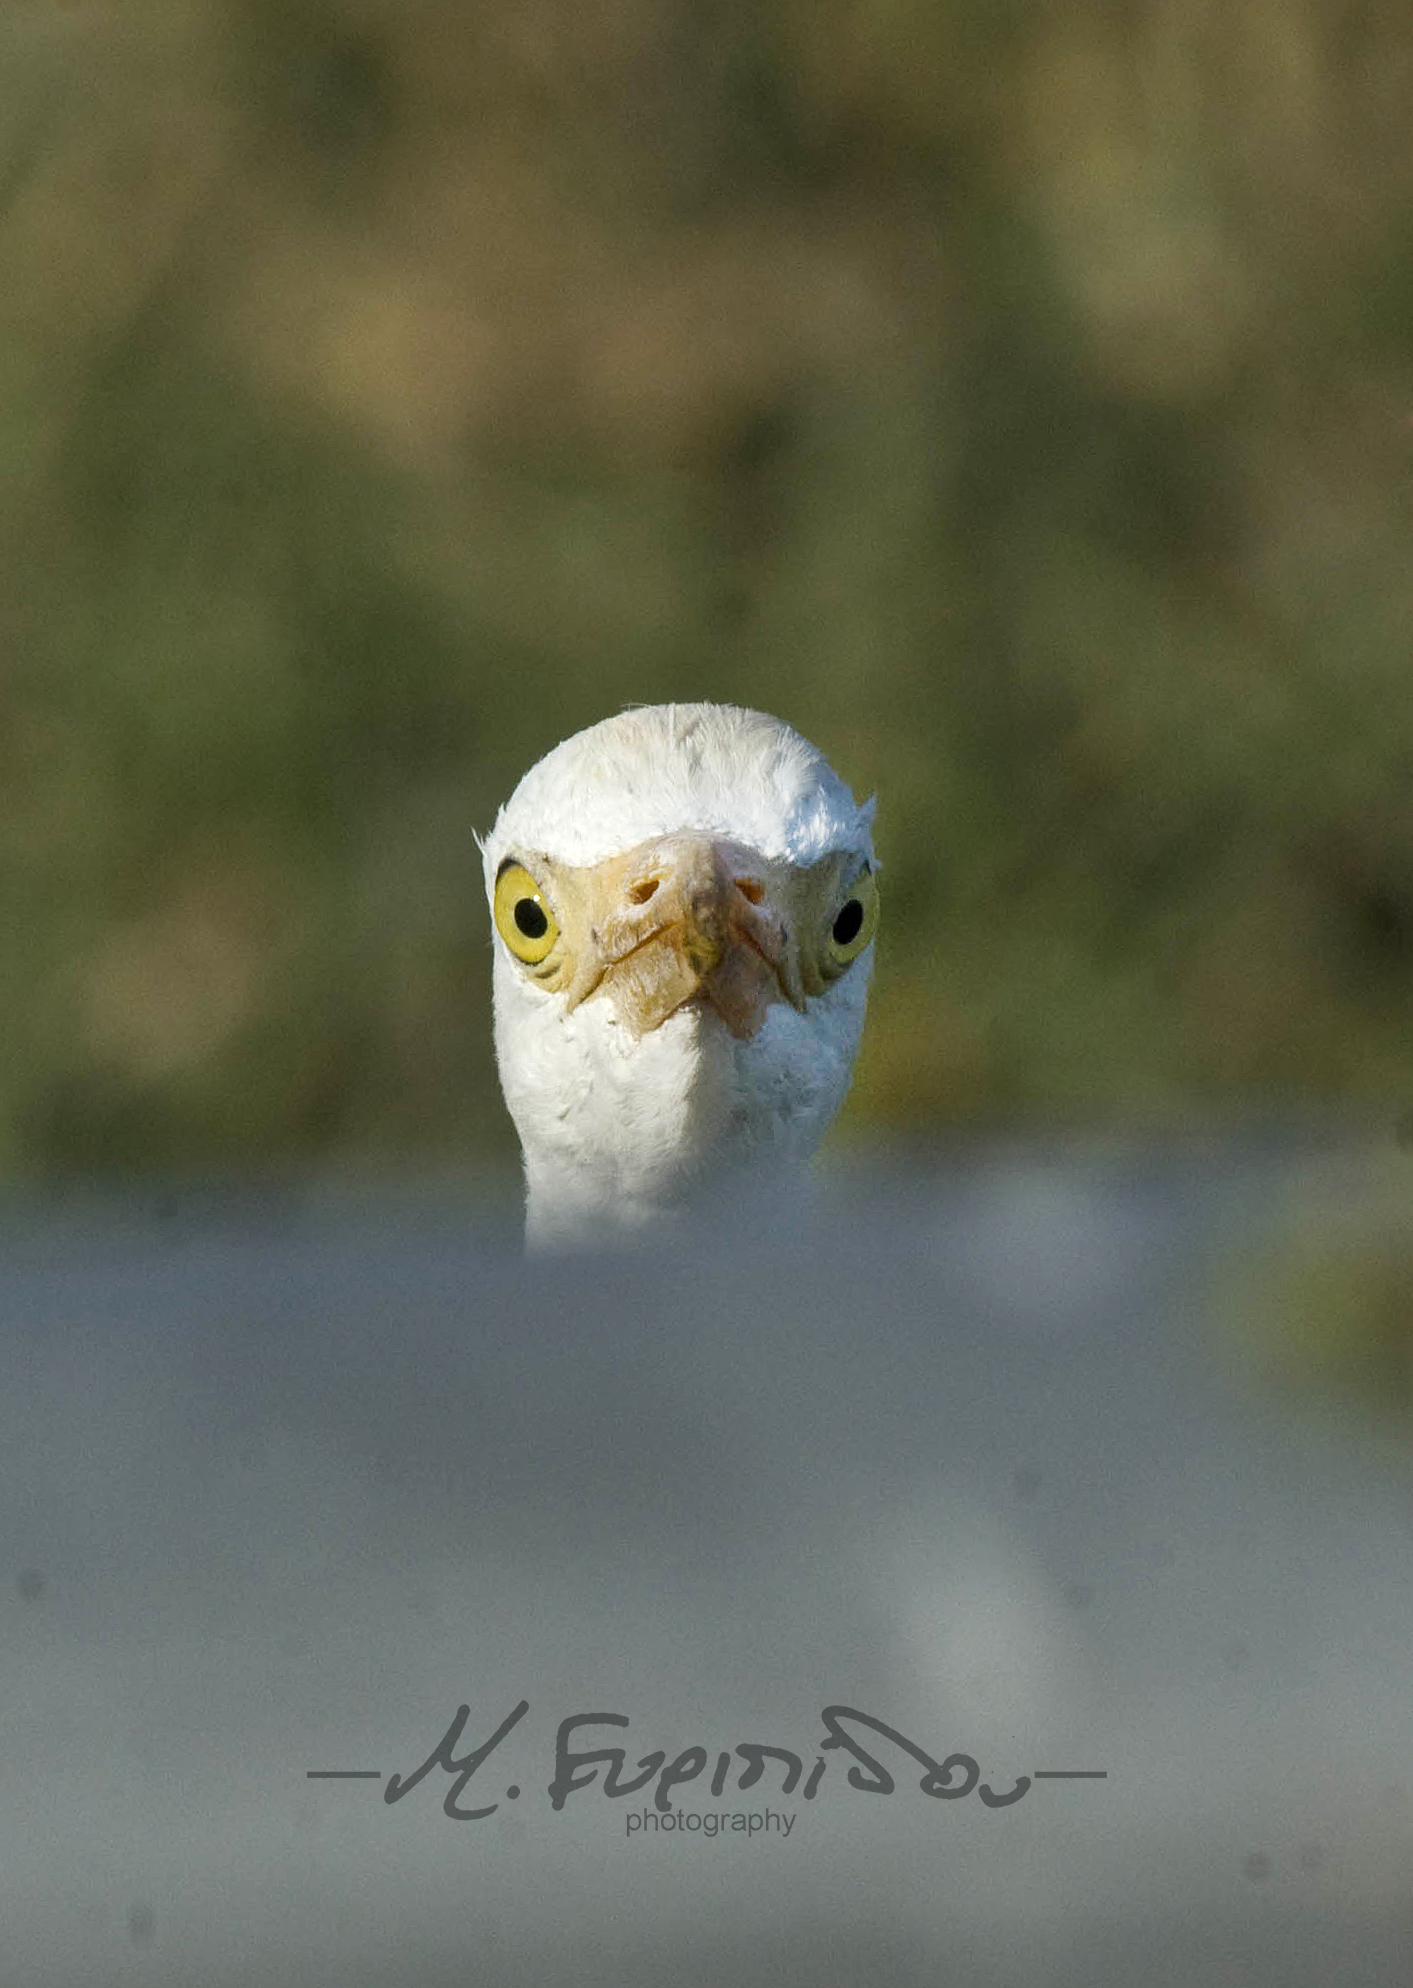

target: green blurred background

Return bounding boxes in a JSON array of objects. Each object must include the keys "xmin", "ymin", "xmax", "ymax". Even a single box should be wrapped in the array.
[{"xmin": 5, "ymin": 0, "xmax": 1412, "ymax": 1184}]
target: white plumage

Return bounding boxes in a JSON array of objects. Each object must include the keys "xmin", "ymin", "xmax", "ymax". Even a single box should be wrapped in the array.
[{"xmin": 483, "ymin": 704, "xmax": 877, "ymax": 1246}]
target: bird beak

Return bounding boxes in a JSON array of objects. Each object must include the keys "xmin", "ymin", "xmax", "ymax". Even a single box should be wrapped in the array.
[{"xmin": 558, "ymin": 833, "xmax": 807, "ymax": 1040}]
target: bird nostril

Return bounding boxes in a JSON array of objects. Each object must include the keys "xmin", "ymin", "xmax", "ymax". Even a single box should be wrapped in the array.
[
  {"xmin": 735, "ymin": 878, "xmax": 765, "ymax": 906},
  {"xmin": 627, "ymin": 877, "xmax": 660, "ymax": 905}
]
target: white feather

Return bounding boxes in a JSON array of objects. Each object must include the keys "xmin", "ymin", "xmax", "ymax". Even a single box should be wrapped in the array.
[
  {"xmin": 484, "ymin": 704, "xmax": 876, "ymax": 1246},
  {"xmin": 486, "ymin": 702, "xmax": 874, "ymax": 871}
]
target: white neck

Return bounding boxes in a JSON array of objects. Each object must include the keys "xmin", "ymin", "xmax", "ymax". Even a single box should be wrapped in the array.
[{"xmin": 495, "ymin": 956, "xmax": 869, "ymax": 1250}]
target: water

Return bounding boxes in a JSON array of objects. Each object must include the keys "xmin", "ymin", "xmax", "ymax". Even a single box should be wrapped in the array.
[{"xmin": 3, "ymin": 1145, "xmax": 1410, "ymax": 1985}]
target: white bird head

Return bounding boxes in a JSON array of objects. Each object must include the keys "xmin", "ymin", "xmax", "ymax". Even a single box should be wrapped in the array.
[{"xmin": 483, "ymin": 703, "xmax": 877, "ymax": 1246}]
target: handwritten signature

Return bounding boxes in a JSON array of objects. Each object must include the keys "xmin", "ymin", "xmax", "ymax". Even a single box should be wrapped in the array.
[{"xmin": 308, "ymin": 1704, "xmax": 1106, "ymax": 1820}]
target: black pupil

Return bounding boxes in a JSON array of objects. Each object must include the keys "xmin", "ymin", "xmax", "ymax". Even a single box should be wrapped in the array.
[
  {"xmin": 832, "ymin": 898, "xmax": 864, "ymax": 947},
  {"xmin": 514, "ymin": 897, "xmax": 549, "ymax": 939}
]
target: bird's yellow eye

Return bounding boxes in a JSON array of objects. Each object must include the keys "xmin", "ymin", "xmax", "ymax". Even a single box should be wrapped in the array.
[
  {"xmin": 494, "ymin": 860, "xmax": 560, "ymax": 967},
  {"xmin": 821, "ymin": 866, "xmax": 879, "ymax": 978}
]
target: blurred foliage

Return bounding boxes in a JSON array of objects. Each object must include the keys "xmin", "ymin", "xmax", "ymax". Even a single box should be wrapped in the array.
[
  {"xmin": 1221, "ymin": 1151, "xmax": 1413, "ymax": 1408},
  {"xmin": 3, "ymin": 0, "xmax": 1413, "ymax": 1180}
]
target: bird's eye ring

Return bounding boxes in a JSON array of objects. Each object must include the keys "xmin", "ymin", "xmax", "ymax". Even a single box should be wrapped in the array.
[
  {"xmin": 822, "ymin": 867, "xmax": 878, "ymax": 977},
  {"xmin": 494, "ymin": 860, "xmax": 560, "ymax": 967}
]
